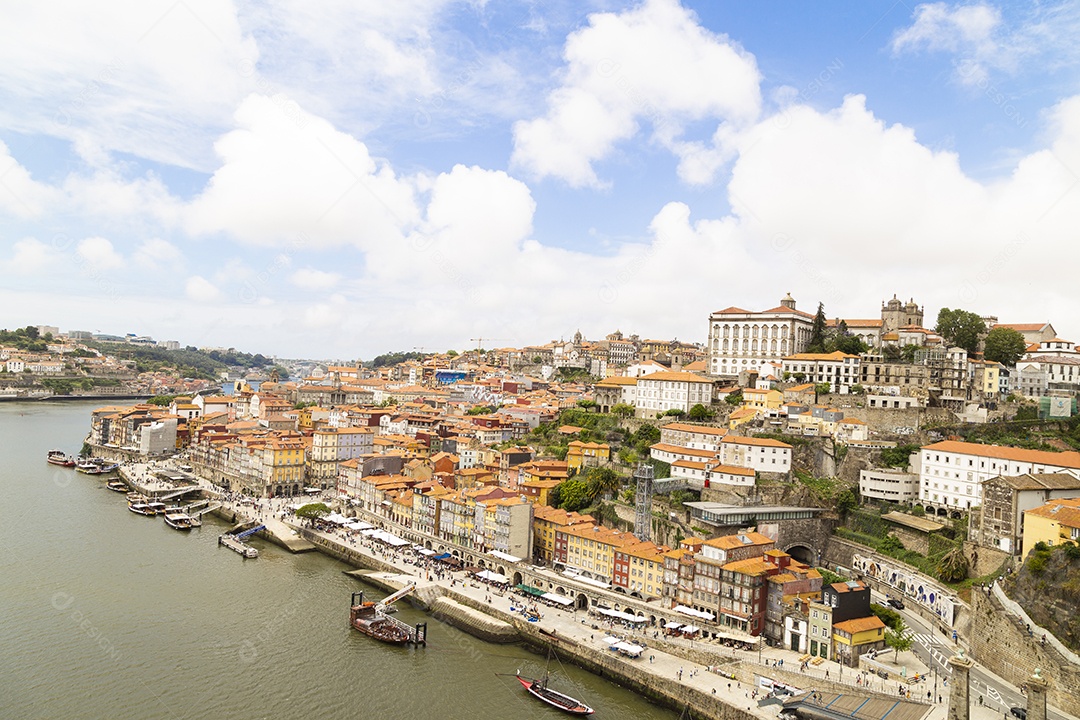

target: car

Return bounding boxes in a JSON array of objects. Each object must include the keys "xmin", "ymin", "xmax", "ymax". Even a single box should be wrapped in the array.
[
  {"xmin": 887, "ymin": 597, "xmax": 905, "ymax": 610},
  {"xmin": 1010, "ymin": 708, "xmax": 1027, "ymax": 720}
]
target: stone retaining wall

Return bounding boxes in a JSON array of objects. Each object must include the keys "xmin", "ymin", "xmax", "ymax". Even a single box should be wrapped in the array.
[{"xmin": 970, "ymin": 589, "xmax": 1080, "ymax": 716}]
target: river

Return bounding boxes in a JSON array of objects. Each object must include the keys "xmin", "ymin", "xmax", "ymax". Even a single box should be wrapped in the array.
[{"xmin": 0, "ymin": 401, "xmax": 677, "ymax": 720}]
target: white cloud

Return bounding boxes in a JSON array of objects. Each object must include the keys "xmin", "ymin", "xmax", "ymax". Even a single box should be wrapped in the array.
[
  {"xmin": 186, "ymin": 94, "xmax": 419, "ymax": 249},
  {"xmin": 5, "ymin": 238, "xmax": 57, "ymax": 274},
  {"xmin": 76, "ymin": 236, "xmax": 125, "ymax": 270},
  {"xmin": 511, "ymin": 0, "xmax": 761, "ymax": 187},
  {"xmin": 289, "ymin": 268, "xmax": 341, "ymax": 290},
  {"xmin": 185, "ymin": 275, "xmax": 224, "ymax": 303},
  {"xmin": 0, "ymin": 0, "xmax": 257, "ymax": 169},
  {"xmin": 0, "ymin": 141, "xmax": 55, "ymax": 218},
  {"xmin": 133, "ymin": 238, "xmax": 183, "ymax": 270},
  {"xmin": 891, "ymin": 1, "xmax": 1080, "ymax": 85}
]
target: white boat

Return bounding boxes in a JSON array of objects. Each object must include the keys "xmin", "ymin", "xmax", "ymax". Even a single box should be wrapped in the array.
[
  {"xmin": 219, "ymin": 534, "xmax": 258, "ymax": 558},
  {"xmin": 164, "ymin": 512, "xmax": 194, "ymax": 530},
  {"xmin": 128, "ymin": 502, "xmax": 156, "ymax": 516},
  {"xmin": 146, "ymin": 501, "xmax": 167, "ymax": 514}
]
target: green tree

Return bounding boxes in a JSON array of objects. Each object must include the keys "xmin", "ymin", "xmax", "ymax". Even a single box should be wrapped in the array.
[
  {"xmin": 725, "ymin": 391, "xmax": 743, "ymax": 405},
  {"xmin": 834, "ymin": 489, "xmax": 857, "ymax": 518},
  {"xmin": 884, "ymin": 620, "xmax": 912, "ymax": 660},
  {"xmin": 577, "ymin": 399, "xmax": 597, "ymax": 410},
  {"xmin": 611, "ymin": 403, "xmax": 634, "ymax": 418},
  {"xmin": 935, "ymin": 308, "xmax": 985, "ymax": 354},
  {"xmin": 688, "ymin": 403, "xmax": 713, "ymax": 421},
  {"xmin": 147, "ymin": 395, "xmax": 175, "ymax": 406},
  {"xmin": 585, "ymin": 467, "xmax": 623, "ymax": 502},
  {"xmin": 814, "ymin": 382, "xmax": 831, "ymax": 396},
  {"xmin": 831, "ymin": 332, "xmax": 869, "ymax": 356},
  {"xmin": 871, "ymin": 603, "xmax": 903, "ymax": 631},
  {"xmin": 901, "ymin": 344, "xmax": 920, "ymax": 364},
  {"xmin": 936, "ymin": 546, "xmax": 969, "ymax": 582},
  {"xmin": 294, "ymin": 503, "xmax": 330, "ymax": 526},
  {"xmin": 807, "ymin": 303, "xmax": 828, "ymax": 353},
  {"xmin": 467, "ymin": 405, "xmax": 494, "ymax": 415},
  {"xmin": 983, "ymin": 326, "xmax": 1027, "ymax": 366},
  {"xmin": 446, "ymin": 349, "xmax": 459, "ymax": 357},
  {"xmin": 556, "ymin": 478, "xmax": 591, "ymax": 512}
]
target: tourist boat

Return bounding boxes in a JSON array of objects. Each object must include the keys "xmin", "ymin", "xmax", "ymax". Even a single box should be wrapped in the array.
[
  {"xmin": 164, "ymin": 512, "xmax": 194, "ymax": 530},
  {"xmin": 47, "ymin": 450, "xmax": 76, "ymax": 467},
  {"xmin": 219, "ymin": 533, "xmax": 259, "ymax": 558},
  {"xmin": 349, "ymin": 593, "xmax": 410, "ymax": 645},
  {"xmin": 514, "ymin": 649, "xmax": 594, "ymax": 715},
  {"xmin": 146, "ymin": 501, "xmax": 167, "ymax": 514},
  {"xmin": 128, "ymin": 501, "xmax": 156, "ymax": 516},
  {"xmin": 76, "ymin": 457, "xmax": 120, "ymax": 474},
  {"xmin": 106, "ymin": 480, "xmax": 128, "ymax": 492}
]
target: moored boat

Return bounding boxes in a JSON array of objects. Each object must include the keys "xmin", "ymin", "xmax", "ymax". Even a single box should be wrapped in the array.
[
  {"xmin": 164, "ymin": 512, "xmax": 194, "ymax": 530},
  {"xmin": 146, "ymin": 501, "xmax": 167, "ymax": 514},
  {"xmin": 219, "ymin": 533, "xmax": 258, "ymax": 558},
  {"xmin": 47, "ymin": 450, "xmax": 76, "ymax": 467},
  {"xmin": 515, "ymin": 675, "xmax": 594, "ymax": 715},
  {"xmin": 76, "ymin": 457, "xmax": 120, "ymax": 474},
  {"xmin": 349, "ymin": 593, "xmax": 410, "ymax": 645},
  {"xmin": 128, "ymin": 501, "xmax": 156, "ymax": 516},
  {"xmin": 106, "ymin": 480, "xmax": 128, "ymax": 492}
]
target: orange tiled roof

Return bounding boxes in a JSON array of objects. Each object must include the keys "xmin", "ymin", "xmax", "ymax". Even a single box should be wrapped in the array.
[
  {"xmin": 833, "ymin": 616, "xmax": 886, "ymax": 634},
  {"xmin": 923, "ymin": 440, "xmax": 1080, "ymax": 469}
]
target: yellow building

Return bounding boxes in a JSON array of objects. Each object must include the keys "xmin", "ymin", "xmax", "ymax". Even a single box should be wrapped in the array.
[
  {"xmin": 1022, "ymin": 497, "xmax": 1080, "ymax": 559},
  {"xmin": 619, "ymin": 540, "xmax": 666, "ymax": 598},
  {"xmin": 558, "ymin": 524, "xmax": 639, "ymax": 584},
  {"xmin": 832, "ymin": 615, "xmax": 886, "ymax": 667},
  {"xmin": 728, "ymin": 406, "xmax": 758, "ymax": 430},
  {"xmin": 264, "ymin": 437, "xmax": 306, "ymax": 496},
  {"xmin": 742, "ymin": 387, "xmax": 783, "ymax": 411},
  {"xmin": 532, "ymin": 505, "xmax": 594, "ymax": 564},
  {"xmin": 566, "ymin": 440, "xmax": 610, "ymax": 471}
]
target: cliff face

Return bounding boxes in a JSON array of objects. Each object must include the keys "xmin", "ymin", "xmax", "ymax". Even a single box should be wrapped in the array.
[{"xmin": 1007, "ymin": 546, "xmax": 1080, "ymax": 651}]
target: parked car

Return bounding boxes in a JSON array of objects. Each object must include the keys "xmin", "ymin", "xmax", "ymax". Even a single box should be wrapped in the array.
[
  {"xmin": 887, "ymin": 597, "xmax": 905, "ymax": 610},
  {"xmin": 1010, "ymin": 708, "xmax": 1027, "ymax": 720}
]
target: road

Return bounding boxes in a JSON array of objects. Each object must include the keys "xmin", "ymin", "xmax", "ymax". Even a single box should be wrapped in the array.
[{"xmin": 872, "ymin": 590, "xmax": 1076, "ymax": 720}]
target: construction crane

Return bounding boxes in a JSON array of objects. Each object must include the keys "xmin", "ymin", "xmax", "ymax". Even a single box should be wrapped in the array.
[{"xmin": 468, "ymin": 337, "xmax": 509, "ymax": 353}]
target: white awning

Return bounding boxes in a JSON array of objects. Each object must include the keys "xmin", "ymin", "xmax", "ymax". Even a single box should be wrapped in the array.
[
  {"xmin": 346, "ymin": 521, "xmax": 375, "ymax": 531},
  {"xmin": 675, "ymin": 604, "xmax": 714, "ymax": 620},
  {"xmin": 597, "ymin": 607, "xmax": 646, "ymax": 623},
  {"xmin": 561, "ymin": 570, "xmax": 611, "ymax": 589},
  {"xmin": 475, "ymin": 569, "xmax": 508, "ymax": 584},
  {"xmin": 541, "ymin": 592, "xmax": 574, "ymax": 606},
  {"xmin": 614, "ymin": 641, "xmax": 644, "ymax": 656},
  {"xmin": 489, "ymin": 550, "xmax": 521, "ymax": 563},
  {"xmin": 681, "ymin": 625, "xmax": 699, "ymax": 634},
  {"xmin": 360, "ymin": 528, "xmax": 381, "ymax": 536},
  {"xmin": 323, "ymin": 512, "xmax": 350, "ymax": 524},
  {"xmin": 417, "ymin": 548, "xmax": 436, "ymax": 556},
  {"xmin": 664, "ymin": 621, "xmax": 683, "ymax": 629},
  {"xmin": 601, "ymin": 636, "xmax": 621, "ymax": 644}
]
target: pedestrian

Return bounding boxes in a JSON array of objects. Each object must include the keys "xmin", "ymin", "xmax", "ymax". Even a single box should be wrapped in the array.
[{"xmin": 826, "ymin": 670, "xmax": 829, "ymax": 679}]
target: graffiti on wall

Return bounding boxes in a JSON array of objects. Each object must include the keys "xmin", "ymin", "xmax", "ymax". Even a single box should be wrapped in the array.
[{"xmin": 852, "ymin": 553, "xmax": 957, "ymax": 627}]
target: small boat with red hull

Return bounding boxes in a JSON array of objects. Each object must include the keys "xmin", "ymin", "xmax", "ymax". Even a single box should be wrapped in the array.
[
  {"xmin": 515, "ymin": 674, "xmax": 594, "ymax": 715},
  {"xmin": 349, "ymin": 591, "xmax": 410, "ymax": 645},
  {"xmin": 47, "ymin": 450, "xmax": 76, "ymax": 467}
]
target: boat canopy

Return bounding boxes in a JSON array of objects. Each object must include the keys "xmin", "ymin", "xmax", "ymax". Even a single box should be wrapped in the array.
[{"xmin": 541, "ymin": 592, "xmax": 574, "ymax": 607}]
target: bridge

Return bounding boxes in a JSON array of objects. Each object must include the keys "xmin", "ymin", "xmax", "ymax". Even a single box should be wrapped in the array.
[{"xmin": 146, "ymin": 485, "xmax": 203, "ymax": 501}]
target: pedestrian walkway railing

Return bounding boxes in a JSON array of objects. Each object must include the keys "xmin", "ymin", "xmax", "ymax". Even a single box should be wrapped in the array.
[{"xmin": 990, "ymin": 583, "xmax": 1080, "ymax": 666}]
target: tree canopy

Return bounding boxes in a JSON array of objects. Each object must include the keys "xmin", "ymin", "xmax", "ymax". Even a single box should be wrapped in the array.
[
  {"xmin": 807, "ymin": 303, "xmax": 829, "ymax": 353},
  {"xmin": 295, "ymin": 503, "xmax": 331, "ymax": 525},
  {"xmin": 884, "ymin": 620, "xmax": 912, "ymax": 660},
  {"xmin": 688, "ymin": 403, "xmax": 713, "ymax": 421},
  {"xmin": 935, "ymin": 308, "xmax": 985, "ymax": 354},
  {"xmin": 983, "ymin": 326, "xmax": 1027, "ymax": 366}
]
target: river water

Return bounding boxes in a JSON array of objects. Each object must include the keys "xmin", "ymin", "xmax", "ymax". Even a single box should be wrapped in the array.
[{"xmin": 0, "ymin": 401, "xmax": 676, "ymax": 720}]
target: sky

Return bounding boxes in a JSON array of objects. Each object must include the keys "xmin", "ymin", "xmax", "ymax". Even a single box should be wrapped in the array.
[{"xmin": 1, "ymin": 0, "xmax": 1078, "ymax": 360}]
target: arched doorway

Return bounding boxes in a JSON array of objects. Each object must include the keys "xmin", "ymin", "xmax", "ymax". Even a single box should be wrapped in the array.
[
  {"xmin": 513, "ymin": 571, "xmax": 523, "ymax": 586},
  {"xmin": 576, "ymin": 593, "xmax": 589, "ymax": 610}
]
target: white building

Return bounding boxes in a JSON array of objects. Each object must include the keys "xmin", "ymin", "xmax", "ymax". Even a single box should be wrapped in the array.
[
  {"xmin": 918, "ymin": 440, "xmax": 1080, "ymax": 515},
  {"xmin": 859, "ymin": 468, "xmax": 919, "ymax": 504},
  {"xmin": 707, "ymin": 294, "xmax": 814, "ymax": 377},
  {"xmin": 634, "ymin": 371, "xmax": 713, "ymax": 417},
  {"xmin": 780, "ymin": 351, "xmax": 861, "ymax": 394},
  {"xmin": 658, "ymin": 422, "xmax": 728, "ymax": 452},
  {"xmin": 718, "ymin": 436, "xmax": 792, "ymax": 473}
]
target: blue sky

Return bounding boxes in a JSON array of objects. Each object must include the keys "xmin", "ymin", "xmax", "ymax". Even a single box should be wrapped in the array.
[{"xmin": 1, "ymin": 0, "xmax": 1078, "ymax": 359}]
